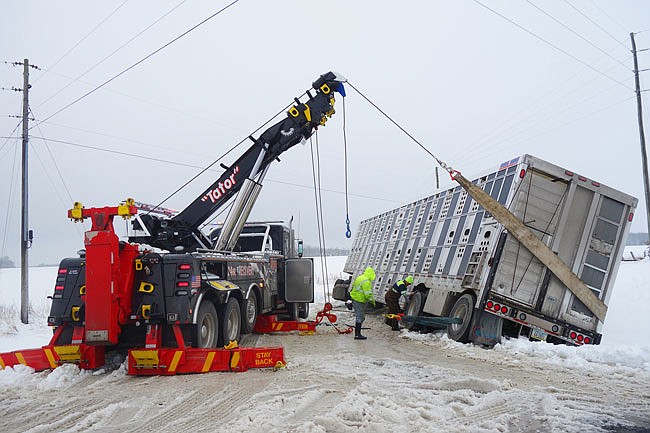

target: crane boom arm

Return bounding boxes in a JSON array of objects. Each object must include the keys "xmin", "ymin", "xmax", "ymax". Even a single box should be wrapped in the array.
[{"xmin": 129, "ymin": 72, "xmax": 346, "ymax": 252}]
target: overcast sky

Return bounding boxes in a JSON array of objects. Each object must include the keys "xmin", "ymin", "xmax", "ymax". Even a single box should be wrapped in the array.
[{"xmin": 1, "ymin": 1, "xmax": 650, "ymax": 265}]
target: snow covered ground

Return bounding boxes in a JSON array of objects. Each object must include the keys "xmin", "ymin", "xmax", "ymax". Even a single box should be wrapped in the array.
[{"xmin": 0, "ymin": 249, "xmax": 649, "ymax": 432}]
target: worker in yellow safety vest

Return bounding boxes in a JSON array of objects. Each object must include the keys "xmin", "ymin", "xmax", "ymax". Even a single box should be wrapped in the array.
[{"xmin": 349, "ymin": 267, "xmax": 376, "ymax": 340}]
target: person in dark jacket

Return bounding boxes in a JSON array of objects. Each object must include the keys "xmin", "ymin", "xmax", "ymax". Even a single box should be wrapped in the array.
[{"xmin": 384, "ymin": 276, "xmax": 413, "ymax": 330}]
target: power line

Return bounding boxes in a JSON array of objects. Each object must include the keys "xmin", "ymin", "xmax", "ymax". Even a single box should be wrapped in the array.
[
  {"xmin": 19, "ymin": 134, "xmax": 400, "ymax": 205},
  {"xmin": 28, "ymin": 68, "xmax": 234, "ymax": 132},
  {"xmin": 36, "ymin": 0, "xmax": 187, "ymax": 110},
  {"xmin": 33, "ymin": 0, "xmax": 131, "ymax": 85},
  {"xmin": 465, "ymin": 58, "xmax": 633, "ymax": 154},
  {"xmin": 472, "ymin": 0, "xmax": 633, "ymax": 91},
  {"xmin": 0, "ymin": 120, "xmax": 22, "ymax": 156},
  {"xmin": 28, "ymin": 137, "xmax": 87, "ymax": 237},
  {"xmin": 28, "ymin": 107, "xmax": 75, "ymax": 205},
  {"xmin": 472, "ymin": 81, "xmax": 624, "ymax": 156},
  {"xmin": 1, "ymin": 134, "xmax": 20, "ymax": 264},
  {"xmin": 37, "ymin": 0, "xmax": 239, "ymax": 126},
  {"xmin": 587, "ymin": 0, "xmax": 628, "ymax": 34},
  {"xmin": 526, "ymin": 0, "xmax": 629, "ymax": 70},
  {"xmin": 449, "ymin": 94, "xmax": 635, "ymax": 171},
  {"xmin": 563, "ymin": 0, "xmax": 629, "ymax": 50}
]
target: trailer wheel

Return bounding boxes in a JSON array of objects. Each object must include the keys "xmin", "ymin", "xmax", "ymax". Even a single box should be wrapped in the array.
[
  {"xmin": 195, "ymin": 302, "xmax": 219, "ymax": 348},
  {"xmin": 447, "ymin": 293, "xmax": 476, "ymax": 343},
  {"xmin": 404, "ymin": 292, "xmax": 425, "ymax": 331},
  {"xmin": 219, "ymin": 297, "xmax": 241, "ymax": 346},
  {"xmin": 240, "ymin": 291, "xmax": 258, "ymax": 334}
]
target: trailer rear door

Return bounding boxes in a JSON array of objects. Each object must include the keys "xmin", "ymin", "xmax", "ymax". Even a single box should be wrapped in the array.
[{"xmin": 490, "ymin": 164, "xmax": 568, "ymax": 308}]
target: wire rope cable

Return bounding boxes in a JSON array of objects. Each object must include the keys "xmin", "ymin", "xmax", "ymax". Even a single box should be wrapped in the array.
[
  {"xmin": 309, "ymin": 133, "xmax": 330, "ymax": 304},
  {"xmin": 342, "ymin": 96, "xmax": 352, "ymax": 238},
  {"xmin": 346, "ymin": 81, "xmax": 456, "ymax": 176}
]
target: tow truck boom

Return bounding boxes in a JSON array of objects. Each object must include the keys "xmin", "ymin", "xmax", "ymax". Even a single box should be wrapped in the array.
[{"xmin": 130, "ymin": 71, "xmax": 347, "ymax": 252}]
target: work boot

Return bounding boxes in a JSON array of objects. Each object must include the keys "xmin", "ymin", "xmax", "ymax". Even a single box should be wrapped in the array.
[{"xmin": 354, "ymin": 322, "xmax": 367, "ymax": 340}]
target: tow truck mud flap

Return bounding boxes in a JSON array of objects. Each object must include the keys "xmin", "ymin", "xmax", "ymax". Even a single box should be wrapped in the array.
[
  {"xmin": 127, "ymin": 346, "xmax": 285, "ymax": 376},
  {"xmin": 469, "ymin": 310, "xmax": 503, "ymax": 347},
  {"xmin": 253, "ymin": 315, "xmax": 317, "ymax": 334}
]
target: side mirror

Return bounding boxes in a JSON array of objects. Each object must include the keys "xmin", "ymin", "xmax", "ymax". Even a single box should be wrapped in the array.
[{"xmin": 297, "ymin": 240, "xmax": 303, "ymax": 258}]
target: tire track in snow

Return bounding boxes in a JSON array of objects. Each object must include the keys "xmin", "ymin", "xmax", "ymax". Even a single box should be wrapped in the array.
[{"xmin": 122, "ymin": 372, "xmax": 276, "ymax": 433}]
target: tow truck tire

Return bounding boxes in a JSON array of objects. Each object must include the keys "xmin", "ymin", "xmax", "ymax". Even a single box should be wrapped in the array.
[
  {"xmin": 195, "ymin": 301, "xmax": 219, "ymax": 348},
  {"xmin": 447, "ymin": 293, "xmax": 476, "ymax": 343},
  {"xmin": 219, "ymin": 297, "xmax": 242, "ymax": 346},
  {"xmin": 287, "ymin": 302, "xmax": 299, "ymax": 321},
  {"xmin": 241, "ymin": 290, "xmax": 258, "ymax": 334},
  {"xmin": 298, "ymin": 303, "xmax": 309, "ymax": 319},
  {"xmin": 404, "ymin": 292, "xmax": 425, "ymax": 331}
]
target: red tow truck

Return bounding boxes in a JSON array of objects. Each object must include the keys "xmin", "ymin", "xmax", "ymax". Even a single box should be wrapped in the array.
[{"xmin": 0, "ymin": 72, "xmax": 347, "ymax": 375}]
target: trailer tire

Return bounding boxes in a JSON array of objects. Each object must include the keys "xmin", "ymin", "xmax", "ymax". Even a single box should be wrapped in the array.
[
  {"xmin": 447, "ymin": 293, "xmax": 475, "ymax": 343},
  {"xmin": 195, "ymin": 301, "xmax": 219, "ymax": 348},
  {"xmin": 404, "ymin": 292, "xmax": 425, "ymax": 331},
  {"xmin": 240, "ymin": 291, "xmax": 258, "ymax": 335},
  {"xmin": 219, "ymin": 297, "xmax": 242, "ymax": 346}
]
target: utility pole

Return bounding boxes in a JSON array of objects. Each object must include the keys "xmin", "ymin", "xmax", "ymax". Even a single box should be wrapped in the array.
[
  {"xmin": 20, "ymin": 59, "xmax": 30, "ymax": 324},
  {"xmin": 631, "ymin": 33, "xmax": 650, "ymax": 244}
]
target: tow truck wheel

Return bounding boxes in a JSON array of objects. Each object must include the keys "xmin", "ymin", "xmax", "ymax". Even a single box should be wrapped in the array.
[
  {"xmin": 241, "ymin": 291, "xmax": 258, "ymax": 334},
  {"xmin": 195, "ymin": 302, "xmax": 219, "ymax": 348},
  {"xmin": 219, "ymin": 297, "xmax": 241, "ymax": 346},
  {"xmin": 287, "ymin": 302, "xmax": 299, "ymax": 321},
  {"xmin": 447, "ymin": 293, "xmax": 476, "ymax": 343},
  {"xmin": 298, "ymin": 303, "xmax": 309, "ymax": 319}
]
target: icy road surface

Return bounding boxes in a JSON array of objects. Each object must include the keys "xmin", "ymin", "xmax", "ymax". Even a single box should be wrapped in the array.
[
  {"xmin": 1, "ymin": 311, "xmax": 649, "ymax": 433},
  {"xmin": 1, "ymin": 253, "xmax": 649, "ymax": 432}
]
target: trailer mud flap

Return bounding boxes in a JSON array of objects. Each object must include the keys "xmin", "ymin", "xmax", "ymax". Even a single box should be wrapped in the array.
[{"xmin": 469, "ymin": 310, "xmax": 503, "ymax": 347}]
